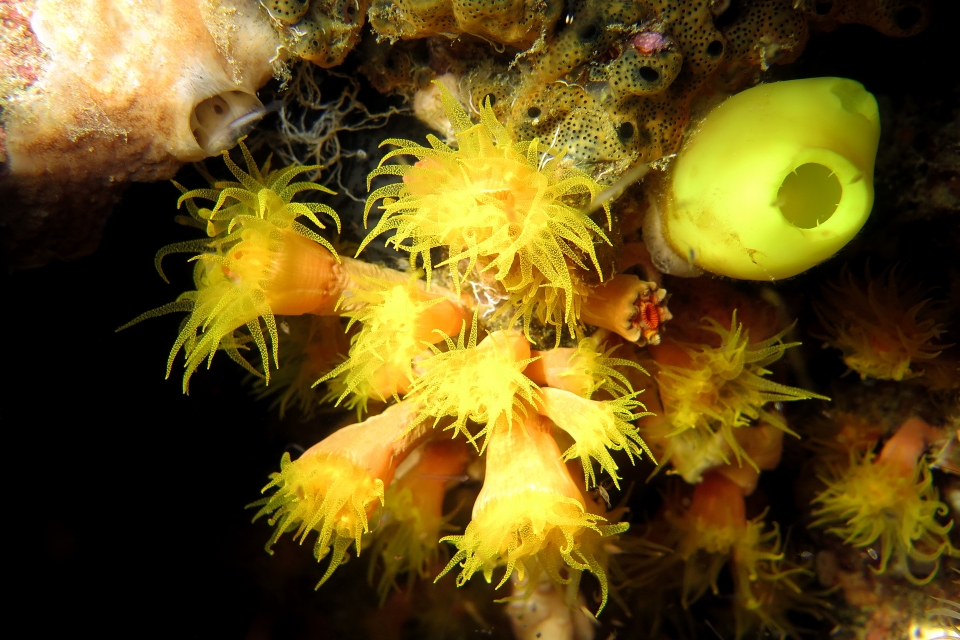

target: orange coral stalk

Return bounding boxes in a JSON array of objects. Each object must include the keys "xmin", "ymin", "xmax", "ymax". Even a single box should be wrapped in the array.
[{"xmin": 251, "ymin": 401, "xmax": 430, "ymax": 587}]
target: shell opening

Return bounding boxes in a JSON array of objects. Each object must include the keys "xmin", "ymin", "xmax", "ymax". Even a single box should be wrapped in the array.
[{"xmin": 190, "ymin": 91, "xmax": 267, "ymax": 156}]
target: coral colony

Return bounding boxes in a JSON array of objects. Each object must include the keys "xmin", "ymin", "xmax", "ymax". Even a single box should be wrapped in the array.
[{"xmin": 7, "ymin": 0, "xmax": 955, "ymax": 637}]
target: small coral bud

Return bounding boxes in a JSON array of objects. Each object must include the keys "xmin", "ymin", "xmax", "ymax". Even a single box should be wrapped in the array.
[
  {"xmin": 360, "ymin": 81, "xmax": 612, "ymax": 339},
  {"xmin": 678, "ymin": 472, "xmax": 748, "ymax": 556},
  {"xmin": 251, "ymin": 401, "xmax": 429, "ymax": 587},
  {"xmin": 538, "ymin": 387, "xmax": 654, "ymax": 489},
  {"xmin": 581, "ymin": 274, "xmax": 672, "ymax": 345},
  {"xmin": 815, "ymin": 265, "xmax": 950, "ymax": 381},
  {"xmin": 716, "ymin": 422, "xmax": 785, "ymax": 495},
  {"xmin": 811, "ymin": 417, "xmax": 958, "ymax": 584},
  {"xmin": 407, "ymin": 313, "xmax": 540, "ymax": 447},
  {"xmin": 437, "ymin": 414, "xmax": 626, "ymax": 614},
  {"xmin": 318, "ymin": 277, "xmax": 470, "ymax": 408},
  {"xmin": 526, "ymin": 330, "xmax": 648, "ymax": 399},
  {"xmin": 369, "ymin": 439, "xmax": 472, "ymax": 603}
]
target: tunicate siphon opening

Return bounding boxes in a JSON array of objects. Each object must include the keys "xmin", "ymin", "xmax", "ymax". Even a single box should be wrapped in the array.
[
  {"xmin": 777, "ymin": 163, "xmax": 843, "ymax": 229},
  {"xmin": 191, "ymin": 91, "xmax": 266, "ymax": 156}
]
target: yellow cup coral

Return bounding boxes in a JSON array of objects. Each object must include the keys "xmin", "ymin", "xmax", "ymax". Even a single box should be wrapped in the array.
[
  {"xmin": 538, "ymin": 387, "xmax": 653, "ymax": 489},
  {"xmin": 815, "ymin": 265, "xmax": 950, "ymax": 381},
  {"xmin": 647, "ymin": 77, "xmax": 880, "ymax": 280},
  {"xmin": 122, "ymin": 141, "xmax": 342, "ymax": 391},
  {"xmin": 650, "ymin": 311, "xmax": 827, "ymax": 467},
  {"xmin": 318, "ymin": 276, "xmax": 470, "ymax": 408},
  {"xmin": 360, "ymin": 82, "xmax": 612, "ymax": 338},
  {"xmin": 251, "ymin": 401, "xmax": 429, "ymax": 587},
  {"xmin": 406, "ymin": 315, "xmax": 540, "ymax": 447},
  {"xmin": 437, "ymin": 414, "xmax": 626, "ymax": 613},
  {"xmin": 811, "ymin": 417, "xmax": 958, "ymax": 584}
]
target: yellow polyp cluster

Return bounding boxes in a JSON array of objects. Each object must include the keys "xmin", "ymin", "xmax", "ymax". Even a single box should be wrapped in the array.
[
  {"xmin": 539, "ymin": 387, "xmax": 654, "ymax": 489},
  {"xmin": 816, "ymin": 265, "xmax": 950, "ymax": 381},
  {"xmin": 317, "ymin": 277, "xmax": 455, "ymax": 407},
  {"xmin": 359, "ymin": 82, "xmax": 612, "ymax": 339},
  {"xmin": 251, "ymin": 450, "xmax": 385, "ymax": 588},
  {"xmin": 406, "ymin": 315, "xmax": 541, "ymax": 448},
  {"xmin": 811, "ymin": 451, "xmax": 958, "ymax": 584},
  {"xmin": 436, "ymin": 418, "xmax": 626, "ymax": 614},
  {"xmin": 120, "ymin": 141, "xmax": 341, "ymax": 392},
  {"xmin": 655, "ymin": 312, "xmax": 828, "ymax": 466}
]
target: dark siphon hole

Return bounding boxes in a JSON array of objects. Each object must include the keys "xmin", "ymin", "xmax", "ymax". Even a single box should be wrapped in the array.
[
  {"xmin": 617, "ymin": 122, "xmax": 635, "ymax": 140},
  {"xmin": 637, "ymin": 66, "xmax": 659, "ymax": 83},
  {"xmin": 814, "ymin": 1, "xmax": 834, "ymax": 15},
  {"xmin": 713, "ymin": 0, "xmax": 741, "ymax": 29},
  {"xmin": 213, "ymin": 104, "xmax": 224, "ymax": 115},
  {"xmin": 577, "ymin": 23, "xmax": 601, "ymax": 43},
  {"xmin": 895, "ymin": 6, "xmax": 921, "ymax": 29},
  {"xmin": 527, "ymin": 107, "xmax": 541, "ymax": 118},
  {"xmin": 706, "ymin": 40, "xmax": 724, "ymax": 57},
  {"xmin": 484, "ymin": 93, "xmax": 497, "ymax": 106}
]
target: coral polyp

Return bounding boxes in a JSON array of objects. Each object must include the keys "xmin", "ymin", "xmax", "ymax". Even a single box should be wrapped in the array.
[
  {"xmin": 360, "ymin": 82, "xmax": 612, "ymax": 338},
  {"xmin": 816, "ymin": 265, "xmax": 950, "ymax": 381},
  {"xmin": 405, "ymin": 315, "xmax": 541, "ymax": 447},
  {"xmin": 652, "ymin": 311, "xmax": 828, "ymax": 466},
  {"xmin": 538, "ymin": 387, "xmax": 653, "ymax": 489},
  {"xmin": 811, "ymin": 418, "xmax": 958, "ymax": 584},
  {"xmin": 252, "ymin": 401, "xmax": 428, "ymax": 587},
  {"xmin": 318, "ymin": 276, "xmax": 469, "ymax": 409},
  {"xmin": 436, "ymin": 414, "xmax": 626, "ymax": 614},
  {"xmin": 122, "ymin": 141, "xmax": 341, "ymax": 391}
]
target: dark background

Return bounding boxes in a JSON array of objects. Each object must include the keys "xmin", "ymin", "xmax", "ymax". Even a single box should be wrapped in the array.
[{"xmin": 4, "ymin": 2, "xmax": 959, "ymax": 638}]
